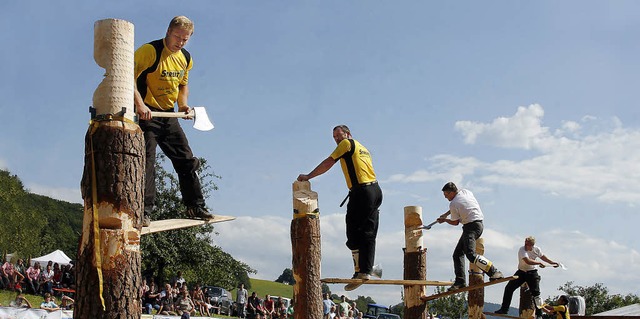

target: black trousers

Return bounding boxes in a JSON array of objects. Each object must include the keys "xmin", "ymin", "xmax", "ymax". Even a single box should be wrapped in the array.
[
  {"xmin": 500, "ymin": 269, "xmax": 542, "ymax": 314},
  {"xmin": 345, "ymin": 183, "xmax": 383, "ymax": 274},
  {"xmin": 140, "ymin": 117, "xmax": 205, "ymax": 214},
  {"xmin": 453, "ymin": 220, "xmax": 483, "ymax": 283}
]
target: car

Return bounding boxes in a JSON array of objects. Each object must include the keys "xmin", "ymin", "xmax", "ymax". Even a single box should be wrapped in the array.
[
  {"xmin": 364, "ymin": 303, "xmax": 392, "ymax": 319},
  {"xmin": 269, "ymin": 295, "xmax": 292, "ymax": 309},
  {"xmin": 377, "ymin": 314, "xmax": 401, "ymax": 319},
  {"xmin": 202, "ymin": 286, "xmax": 234, "ymax": 315}
]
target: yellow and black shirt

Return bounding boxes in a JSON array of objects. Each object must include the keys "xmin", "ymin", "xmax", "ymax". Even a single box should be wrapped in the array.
[
  {"xmin": 134, "ymin": 39, "xmax": 193, "ymax": 111},
  {"xmin": 330, "ymin": 139, "xmax": 376, "ymax": 189}
]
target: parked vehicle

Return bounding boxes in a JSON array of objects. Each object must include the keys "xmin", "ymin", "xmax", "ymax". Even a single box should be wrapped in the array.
[
  {"xmin": 202, "ymin": 286, "xmax": 234, "ymax": 315},
  {"xmin": 269, "ymin": 295, "xmax": 292, "ymax": 309},
  {"xmin": 377, "ymin": 314, "xmax": 401, "ymax": 319},
  {"xmin": 364, "ymin": 303, "xmax": 392, "ymax": 319}
]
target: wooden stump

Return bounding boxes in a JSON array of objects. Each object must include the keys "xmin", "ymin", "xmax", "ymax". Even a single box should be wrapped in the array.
[
  {"xmin": 469, "ymin": 238, "xmax": 485, "ymax": 319},
  {"xmin": 520, "ymin": 285, "xmax": 535, "ymax": 319},
  {"xmin": 291, "ymin": 181, "xmax": 322, "ymax": 319},
  {"xmin": 76, "ymin": 19, "xmax": 143, "ymax": 319},
  {"xmin": 403, "ymin": 206, "xmax": 428, "ymax": 319}
]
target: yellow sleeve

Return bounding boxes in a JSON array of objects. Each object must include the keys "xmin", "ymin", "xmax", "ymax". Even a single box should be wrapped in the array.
[
  {"xmin": 134, "ymin": 44, "xmax": 157, "ymax": 79},
  {"xmin": 330, "ymin": 139, "xmax": 351, "ymax": 160}
]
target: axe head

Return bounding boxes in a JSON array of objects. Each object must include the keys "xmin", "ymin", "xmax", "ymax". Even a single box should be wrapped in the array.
[{"xmin": 192, "ymin": 107, "xmax": 214, "ymax": 131}]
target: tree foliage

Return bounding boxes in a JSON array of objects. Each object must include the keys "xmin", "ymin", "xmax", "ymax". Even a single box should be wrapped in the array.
[
  {"xmin": 549, "ymin": 281, "xmax": 640, "ymax": 315},
  {"xmin": 426, "ymin": 286, "xmax": 468, "ymax": 319},
  {"xmin": 275, "ymin": 268, "xmax": 295, "ymax": 285},
  {"xmin": 0, "ymin": 169, "xmax": 82, "ymax": 260},
  {"xmin": 140, "ymin": 155, "xmax": 255, "ymax": 290}
]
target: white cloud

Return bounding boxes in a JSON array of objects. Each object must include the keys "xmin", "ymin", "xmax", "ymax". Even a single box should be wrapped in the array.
[
  {"xmin": 27, "ymin": 184, "xmax": 83, "ymax": 204},
  {"xmin": 454, "ymin": 104, "xmax": 550, "ymax": 150},
  {"xmin": 392, "ymin": 105, "xmax": 640, "ymax": 205}
]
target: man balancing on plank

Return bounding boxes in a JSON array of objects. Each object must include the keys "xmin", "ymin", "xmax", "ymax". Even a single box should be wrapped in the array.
[
  {"xmin": 297, "ymin": 125, "xmax": 383, "ymax": 290},
  {"xmin": 437, "ymin": 182, "xmax": 503, "ymax": 291}
]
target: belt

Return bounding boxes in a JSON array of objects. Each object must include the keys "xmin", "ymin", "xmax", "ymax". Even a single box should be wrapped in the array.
[{"xmin": 351, "ymin": 180, "xmax": 378, "ymax": 189}]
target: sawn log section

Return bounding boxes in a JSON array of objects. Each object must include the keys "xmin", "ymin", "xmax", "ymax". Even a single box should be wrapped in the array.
[
  {"xmin": 420, "ymin": 276, "xmax": 518, "ymax": 302},
  {"xmin": 321, "ymin": 278, "xmax": 453, "ymax": 286},
  {"xmin": 141, "ymin": 215, "xmax": 235, "ymax": 235}
]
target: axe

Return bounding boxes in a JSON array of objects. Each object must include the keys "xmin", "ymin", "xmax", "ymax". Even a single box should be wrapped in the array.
[
  {"xmin": 418, "ymin": 211, "xmax": 451, "ymax": 230},
  {"xmin": 150, "ymin": 106, "xmax": 214, "ymax": 131}
]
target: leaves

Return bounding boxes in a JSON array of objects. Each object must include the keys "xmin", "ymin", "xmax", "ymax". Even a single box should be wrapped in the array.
[
  {"xmin": 140, "ymin": 154, "xmax": 255, "ymax": 288},
  {"xmin": 551, "ymin": 281, "xmax": 640, "ymax": 315}
]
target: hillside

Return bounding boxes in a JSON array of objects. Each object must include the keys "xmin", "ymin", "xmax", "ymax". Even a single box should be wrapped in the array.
[{"xmin": 0, "ymin": 169, "xmax": 83, "ymax": 260}]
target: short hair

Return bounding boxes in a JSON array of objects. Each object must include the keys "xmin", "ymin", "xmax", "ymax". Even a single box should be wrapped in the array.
[
  {"xmin": 525, "ymin": 236, "xmax": 536, "ymax": 245},
  {"xmin": 441, "ymin": 182, "xmax": 458, "ymax": 193},
  {"xmin": 559, "ymin": 295, "xmax": 569, "ymax": 305},
  {"xmin": 333, "ymin": 125, "xmax": 351, "ymax": 135},
  {"xmin": 168, "ymin": 16, "xmax": 194, "ymax": 34}
]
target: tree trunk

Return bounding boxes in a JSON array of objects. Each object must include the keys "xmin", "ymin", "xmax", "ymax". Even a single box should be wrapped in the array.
[
  {"xmin": 520, "ymin": 285, "xmax": 535, "ymax": 319},
  {"xmin": 468, "ymin": 238, "xmax": 485, "ymax": 319},
  {"xmin": 76, "ymin": 19, "xmax": 143, "ymax": 319},
  {"xmin": 403, "ymin": 206, "xmax": 428, "ymax": 319},
  {"xmin": 291, "ymin": 181, "xmax": 322, "ymax": 319}
]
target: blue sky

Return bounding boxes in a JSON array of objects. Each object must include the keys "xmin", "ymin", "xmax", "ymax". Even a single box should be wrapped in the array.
[{"xmin": 2, "ymin": 1, "xmax": 640, "ymax": 308}]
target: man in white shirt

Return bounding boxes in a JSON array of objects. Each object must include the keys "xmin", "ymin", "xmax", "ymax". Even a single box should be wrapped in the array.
[
  {"xmin": 495, "ymin": 236, "xmax": 559, "ymax": 319},
  {"xmin": 436, "ymin": 182, "xmax": 503, "ymax": 290}
]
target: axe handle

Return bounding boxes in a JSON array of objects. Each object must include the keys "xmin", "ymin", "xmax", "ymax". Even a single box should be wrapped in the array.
[
  {"xmin": 150, "ymin": 111, "xmax": 193, "ymax": 118},
  {"xmin": 422, "ymin": 211, "xmax": 451, "ymax": 229}
]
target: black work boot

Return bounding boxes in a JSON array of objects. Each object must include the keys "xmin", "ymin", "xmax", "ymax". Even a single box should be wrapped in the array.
[
  {"xmin": 448, "ymin": 279, "xmax": 466, "ymax": 291},
  {"xmin": 185, "ymin": 206, "xmax": 215, "ymax": 220},
  {"xmin": 488, "ymin": 265, "xmax": 503, "ymax": 281}
]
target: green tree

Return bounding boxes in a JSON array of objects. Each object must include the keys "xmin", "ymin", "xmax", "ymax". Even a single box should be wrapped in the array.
[
  {"xmin": 141, "ymin": 155, "xmax": 255, "ymax": 289},
  {"xmin": 354, "ymin": 295, "xmax": 377, "ymax": 315},
  {"xmin": 275, "ymin": 268, "xmax": 295, "ymax": 285},
  {"xmin": 550, "ymin": 281, "xmax": 640, "ymax": 315},
  {"xmin": 426, "ymin": 286, "xmax": 468, "ymax": 319}
]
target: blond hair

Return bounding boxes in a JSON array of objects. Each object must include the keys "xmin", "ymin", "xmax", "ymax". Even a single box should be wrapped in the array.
[
  {"xmin": 525, "ymin": 236, "xmax": 536, "ymax": 245},
  {"xmin": 168, "ymin": 16, "xmax": 194, "ymax": 34}
]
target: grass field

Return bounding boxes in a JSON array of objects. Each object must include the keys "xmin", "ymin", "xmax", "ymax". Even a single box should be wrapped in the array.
[{"xmin": 0, "ymin": 277, "xmax": 293, "ymax": 316}]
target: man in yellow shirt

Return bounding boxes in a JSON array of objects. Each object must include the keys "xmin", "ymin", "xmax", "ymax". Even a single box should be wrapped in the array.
[
  {"xmin": 134, "ymin": 16, "xmax": 212, "ymax": 226},
  {"xmin": 298, "ymin": 125, "xmax": 383, "ymax": 290}
]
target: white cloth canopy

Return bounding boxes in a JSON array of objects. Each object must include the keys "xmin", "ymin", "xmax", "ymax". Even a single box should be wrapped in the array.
[{"xmin": 30, "ymin": 249, "xmax": 72, "ymax": 267}]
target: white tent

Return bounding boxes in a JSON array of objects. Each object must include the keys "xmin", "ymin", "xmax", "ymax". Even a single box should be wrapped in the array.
[{"xmin": 30, "ymin": 250, "xmax": 72, "ymax": 267}]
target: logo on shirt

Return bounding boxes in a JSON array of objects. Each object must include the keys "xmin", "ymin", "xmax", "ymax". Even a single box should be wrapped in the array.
[{"xmin": 161, "ymin": 69, "xmax": 185, "ymax": 78}]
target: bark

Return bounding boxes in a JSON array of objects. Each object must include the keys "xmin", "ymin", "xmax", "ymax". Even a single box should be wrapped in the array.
[
  {"xmin": 77, "ymin": 121, "xmax": 144, "ymax": 319},
  {"xmin": 520, "ymin": 285, "xmax": 535, "ymax": 319},
  {"xmin": 403, "ymin": 206, "xmax": 428, "ymax": 319},
  {"xmin": 468, "ymin": 238, "xmax": 485, "ymax": 319},
  {"xmin": 291, "ymin": 181, "xmax": 322, "ymax": 319}
]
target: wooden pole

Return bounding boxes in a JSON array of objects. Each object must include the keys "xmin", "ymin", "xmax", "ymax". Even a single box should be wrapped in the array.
[
  {"xmin": 468, "ymin": 237, "xmax": 486, "ymax": 319},
  {"xmin": 520, "ymin": 285, "xmax": 535, "ymax": 319},
  {"xmin": 291, "ymin": 181, "xmax": 322, "ymax": 319},
  {"xmin": 403, "ymin": 206, "xmax": 428, "ymax": 319},
  {"xmin": 76, "ymin": 19, "xmax": 143, "ymax": 319}
]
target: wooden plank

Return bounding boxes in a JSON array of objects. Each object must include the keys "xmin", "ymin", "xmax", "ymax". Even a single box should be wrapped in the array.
[
  {"xmin": 141, "ymin": 215, "xmax": 235, "ymax": 235},
  {"xmin": 321, "ymin": 278, "xmax": 453, "ymax": 287},
  {"xmin": 483, "ymin": 312, "xmax": 532, "ymax": 319},
  {"xmin": 420, "ymin": 276, "xmax": 518, "ymax": 302}
]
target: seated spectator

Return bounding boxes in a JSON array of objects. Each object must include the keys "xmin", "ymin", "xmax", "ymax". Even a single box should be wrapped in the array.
[
  {"xmin": 10, "ymin": 289, "xmax": 32, "ymax": 308},
  {"xmin": 60, "ymin": 264, "xmax": 74, "ymax": 289},
  {"xmin": 264, "ymin": 294, "xmax": 275, "ymax": 318},
  {"xmin": 158, "ymin": 283, "xmax": 177, "ymax": 316},
  {"xmin": 1, "ymin": 259, "xmax": 18, "ymax": 290},
  {"xmin": 14, "ymin": 259, "xmax": 26, "ymax": 289},
  {"xmin": 52, "ymin": 263, "xmax": 62, "ymax": 291},
  {"xmin": 60, "ymin": 295, "xmax": 74, "ymax": 310},
  {"xmin": 247, "ymin": 291, "xmax": 260, "ymax": 318},
  {"xmin": 143, "ymin": 281, "xmax": 161, "ymax": 314},
  {"xmin": 40, "ymin": 264, "xmax": 55, "ymax": 296},
  {"xmin": 190, "ymin": 284, "xmax": 211, "ymax": 317},
  {"xmin": 40, "ymin": 293, "xmax": 61, "ymax": 312},
  {"xmin": 25, "ymin": 262, "xmax": 41, "ymax": 295},
  {"xmin": 175, "ymin": 286, "xmax": 196, "ymax": 317}
]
